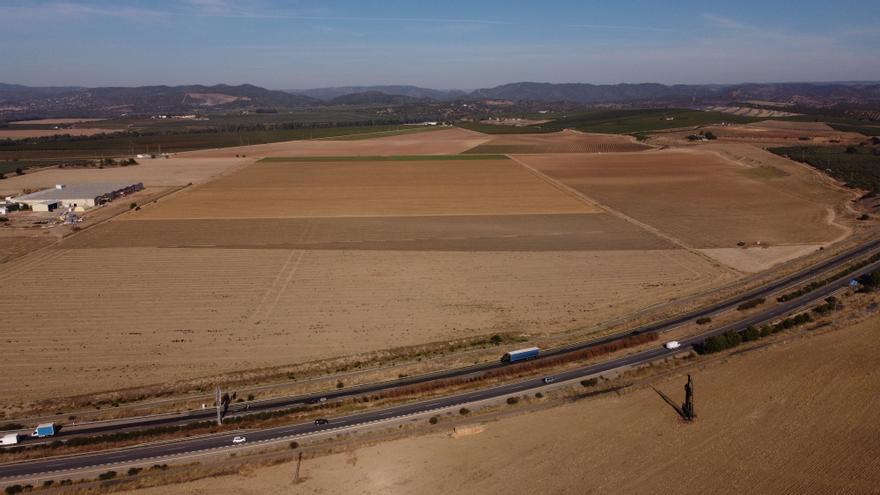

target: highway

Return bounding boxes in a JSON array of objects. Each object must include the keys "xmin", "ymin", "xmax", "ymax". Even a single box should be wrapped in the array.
[
  {"xmin": 33, "ymin": 236, "xmax": 880, "ymax": 439},
  {"xmin": 1, "ymin": 246, "xmax": 878, "ymax": 481}
]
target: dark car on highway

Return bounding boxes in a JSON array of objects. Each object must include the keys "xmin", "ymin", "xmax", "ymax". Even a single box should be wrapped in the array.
[{"xmin": 314, "ymin": 418, "xmax": 329, "ymax": 426}]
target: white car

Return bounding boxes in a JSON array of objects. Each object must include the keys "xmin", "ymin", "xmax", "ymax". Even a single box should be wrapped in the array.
[
  {"xmin": 664, "ymin": 341, "xmax": 681, "ymax": 350},
  {"xmin": 232, "ymin": 436, "xmax": 247, "ymax": 444}
]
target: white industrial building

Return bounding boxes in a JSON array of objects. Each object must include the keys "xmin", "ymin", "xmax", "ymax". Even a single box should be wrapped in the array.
[{"xmin": 12, "ymin": 182, "xmax": 144, "ymax": 212}]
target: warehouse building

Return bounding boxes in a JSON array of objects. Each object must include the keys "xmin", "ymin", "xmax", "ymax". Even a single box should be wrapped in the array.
[{"xmin": 12, "ymin": 182, "xmax": 144, "ymax": 212}]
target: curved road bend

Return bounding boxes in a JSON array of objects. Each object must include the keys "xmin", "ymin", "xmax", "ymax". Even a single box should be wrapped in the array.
[{"xmin": 1, "ymin": 255, "xmax": 878, "ymax": 480}]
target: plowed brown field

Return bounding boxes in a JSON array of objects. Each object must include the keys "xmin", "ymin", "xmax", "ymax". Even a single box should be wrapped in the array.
[
  {"xmin": 62, "ymin": 214, "xmax": 673, "ymax": 251},
  {"xmin": 181, "ymin": 127, "xmax": 489, "ymax": 158},
  {"xmin": 463, "ymin": 130, "xmax": 651, "ymax": 154},
  {"xmin": 518, "ymin": 149, "xmax": 848, "ymax": 248},
  {"xmin": 126, "ymin": 158, "xmax": 600, "ymax": 219}
]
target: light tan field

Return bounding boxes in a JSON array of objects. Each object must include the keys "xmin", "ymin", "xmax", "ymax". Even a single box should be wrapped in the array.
[
  {"xmin": 9, "ymin": 118, "xmax": 107, "ymax": 125},
  {"xmin": 0, "ymin": 157, "xmax": 248, "ymax": 196},
  {"xmin": 0, "ymin": 128, "xmax": 120, "ymax": 139},
  {"xmin": 518, "ymin": 149, "xmax": 848, "ymax": 249},
  {"xmin": 0, "ymin": 247, "xmax": 730, "ymax": 401},
  {"xmin": 127, "ymin": 158, "xmax": 599, "ymax": 219},
  {"xmin": 131, "ymin": 312, "xmax": 880, "ymax": 495},
  {"xmin": 464, "ymin": 129, "xmax": 651, "ymax": 154},
  {"xmin": 181, "ymin": 127, "xmax": 490, "ymax": 159}
]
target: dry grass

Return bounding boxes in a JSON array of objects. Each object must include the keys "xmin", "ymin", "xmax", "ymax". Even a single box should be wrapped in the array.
[
  {"xmin": 126, "ymin": 311, "xmax": 880, "ymax": 495},
  {"xmin": 0, "ymin": 247, "xmax": 730, "ymax": 405}
]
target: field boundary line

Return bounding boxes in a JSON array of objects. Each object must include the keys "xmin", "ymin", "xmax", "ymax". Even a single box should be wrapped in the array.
[{"xmin": 507, "ymin": 154, "xmax": 739, "ymax": 275}]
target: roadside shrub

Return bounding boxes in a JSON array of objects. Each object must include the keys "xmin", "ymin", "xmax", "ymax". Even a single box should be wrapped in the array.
[
  {"xmin": 490, "ymin": 334, "xmax": 503, "ymax": 345},
  {"xmin": 858, "ymin": 213, "xmax": 870, "ymax": 220},
  {"xmin": 742, "ymin": 325, "xmax": 760, "ymax": 342},
  {"xmin": 127, "ymin": 467, "xmax": 142, "ymax": 476},
  {"xmin": 247, "ymin": 393, "xmax": 255, "ymax": 401},
  {"xmin": 459, "ymin": 407, "xmax": 470, "ymax": 416},
  {"xmin": 336, "ymin": 381, "xmax": 344, "ymax": 389},
  {"xmin": 534, "ymin": 392, "xmax": 544, "ymax": 399},
  {"xmin": 696, "ymin": 316, "xmax": 712, "ymax": 325},
  {"xmin": 737, "ymin": 297, "xmax": 766, "ymax": 311},
  {"xmin": 98, "ymin": 471, "xmax": 117, "ymax": 480},
  {"xmin": 428, "ymin": 416, "xmax": 439, "ymax": 425},
  {"xmin": 129, "ymin": 202, "xmax": 137, "ymax": 210},
  {"xmin": 42, "ymin": 481, "xmax": 54, "ymax": 488},
  {"xmin": 580, "ymin": 378, "xmax": 599, "ymax": 388},
  {"xmin": 289, "ymin": 441, "xmax": 299, "ymax": 449},
  {"xmin": 4, "ymin": 485, "xmax": 22, "ymax": 495},
  {"xmin": 506, "ymin": 397, "xmax": 519, "ymax": 405}
]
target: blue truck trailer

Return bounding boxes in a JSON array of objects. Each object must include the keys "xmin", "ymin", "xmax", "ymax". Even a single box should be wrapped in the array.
[
  {"xmin": 501, "ymin": 347, "xmax": 540, "ymax": 364},
  {"xmin": 32, "ymin": 423, "xmax": 56, "ymax": 438}
]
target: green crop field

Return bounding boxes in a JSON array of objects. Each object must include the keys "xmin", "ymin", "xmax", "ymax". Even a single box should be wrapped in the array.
[
  {"xmin": 259, "ymin": 154, "xmax": 508, "ymax": 162},
  {"xmin": 769, "ymin": 145, "xmax": 880, "ymax": 191},
  {"xmin": 459, "ymin": 109, "xmax": 759, "ymax": 135}
]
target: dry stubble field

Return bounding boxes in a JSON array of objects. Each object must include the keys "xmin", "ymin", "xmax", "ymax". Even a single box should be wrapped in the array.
[
  {"xmin": 0, "ymin": 128, "xmax": 853, "ymax": 404},
  {"xmin": 130, "ymin": 313, "xmax": 880, "ymax": 495},
  {"xmin": 462, "ymin": 129, "xmax": 652, "ymax": 154}
]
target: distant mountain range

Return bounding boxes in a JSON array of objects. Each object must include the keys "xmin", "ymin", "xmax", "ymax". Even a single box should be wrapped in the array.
[
  {"xmin": 289, "ymin": 85, "xmax": 465, "ymax": 101},
  {"xmin": 2, "ymin": 81, "xmax": 879, "ymax": 119},
  {"xmin": 0, "ymin": 83, "xmax": 319, "ymax": 118}
]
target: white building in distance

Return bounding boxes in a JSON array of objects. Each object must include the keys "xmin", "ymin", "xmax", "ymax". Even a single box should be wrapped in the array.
[{"xmin": 12, "ymin": 182, "xmax": 144, "ymax": 212}]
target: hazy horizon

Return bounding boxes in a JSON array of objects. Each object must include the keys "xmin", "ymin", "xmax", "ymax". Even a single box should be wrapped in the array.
[{"xmin": 2, "ymin": 0, "xmax": 879, "ymax": 89}]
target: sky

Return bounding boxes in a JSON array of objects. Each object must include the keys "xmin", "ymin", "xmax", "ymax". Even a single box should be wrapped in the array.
[{"xmin": 2, "ymin": 0, "xmax": 879, "ymax": 89}]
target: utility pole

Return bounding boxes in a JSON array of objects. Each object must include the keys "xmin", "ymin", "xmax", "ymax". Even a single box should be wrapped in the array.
[
  {"xmin": 682, "ymin": 374, "xmax": 696, "ymax": 421},
  {"xmin": 294, "ymin": 452, "xmax": 303, "ymax": 483},
  {"xmin": 216, "ymin": 386, "xmax": 223, "ymax": 425}
]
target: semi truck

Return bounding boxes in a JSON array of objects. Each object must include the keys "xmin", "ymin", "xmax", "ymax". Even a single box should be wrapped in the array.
[
  {"xmin": 501, "ymin": 347, "xmax": 540, "ymax": 364},
  {"xmin": 0, "ymin": 433, "xmax": 19, "ymax": 446},
  {"xmin": 32, "ymin": 423, "xmax": 56, "ymax": 438}
]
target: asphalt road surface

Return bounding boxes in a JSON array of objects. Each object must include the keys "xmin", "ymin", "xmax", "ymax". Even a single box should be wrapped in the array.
[{"xmin": 1, "ymin": 248, "xmax": 878, "ymax": 481}]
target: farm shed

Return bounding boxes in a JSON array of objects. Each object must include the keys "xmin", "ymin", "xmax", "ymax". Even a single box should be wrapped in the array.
[{"xmin": 12, "ymin": 182, "xmax": 144, "ymax": 211}]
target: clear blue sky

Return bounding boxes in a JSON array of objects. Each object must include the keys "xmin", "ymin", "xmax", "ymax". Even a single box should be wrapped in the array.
[{"xmin": 2, "ymin": 0, "xmax": 879, "ymax": 89}]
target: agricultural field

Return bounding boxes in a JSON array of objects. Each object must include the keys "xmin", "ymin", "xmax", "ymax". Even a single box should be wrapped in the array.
[
  {"xmin": 768, "ymin": 144, "xmax": 880, "ymax": 192},
  {"xmin": 462, "ymin": 129, "xmax": 651, "ymax": 154},
  {"xmin": 126, "ymin": 156, "xmax": 597, "ymax": 219},
  {"xmin": 459, "ymin": 109, "xmax": 758, "ymax": 135},
  {"xmin": 0, "ymin": 123, "xmax": 435, "ymax": 164},
  {"xmin": 517, "ymin": 148, "xmax": 849, "ymax": 258},
  {"xmin": 180, "ymin": 126, "xmax": 487, "ymax": 158},
  {"xmin": 138, "ymin": 311, "xmax": 880, "ymax": 495},
  {"xmin": 650, "ymin": 120, "xmax": 864, "ymax": 146},
  {"xmin": 0, "ymin": 247, "xmax": 728, "ymax": 402},
  {"xmin": 0, "ymin": 127, "xmax": 855, "ymax": 404},
  {"xmin": 0, "ymin": 127, "xmax": 122, "ymax": 139}
]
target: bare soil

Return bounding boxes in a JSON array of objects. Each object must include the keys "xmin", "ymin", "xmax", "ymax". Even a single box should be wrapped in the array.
[
  {"xmin": 181, "ymin": 127, "xmax": 489, "ymax": 159},
  {"xmin": 518, "ymin": 149, "xmax": 848, "ymax": 249},
  {"xmin": 125, "ymin": 159, "xmax": 599, "ymax": 219},
  {"xmin": 61, "ymin": 214, "xmax": 673, "ymax": 251},
  {"xmin": 464, "ymin": 129, "xmax": 651, "ymax": 154}
]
